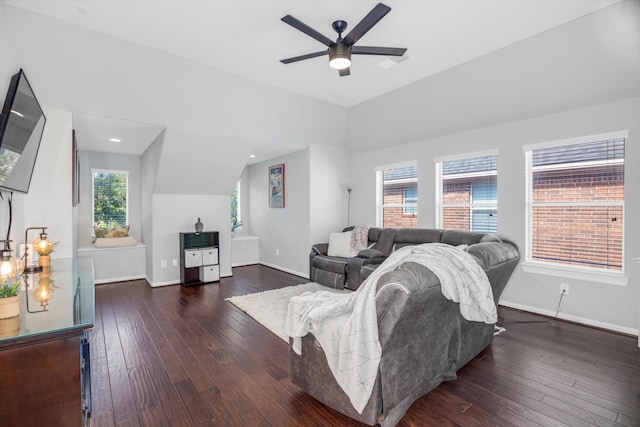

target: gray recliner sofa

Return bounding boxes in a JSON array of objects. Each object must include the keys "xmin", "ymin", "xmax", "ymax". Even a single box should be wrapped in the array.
[
  {"xmin": 310, "ymin": 227, "xmax": 501, "ymax": 291},
  {"xmin": 294, "ymin": 228, "xmax": 520, "ymax": 426}
]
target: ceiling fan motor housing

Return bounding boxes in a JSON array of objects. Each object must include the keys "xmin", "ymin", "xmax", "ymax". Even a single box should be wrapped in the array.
[{"xmin": 329, "ymin": 43, "xmax": 351, "ymax": 69}]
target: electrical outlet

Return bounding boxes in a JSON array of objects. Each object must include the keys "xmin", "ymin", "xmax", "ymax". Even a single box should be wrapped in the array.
[
  {"xmin": 276, "ymin": 249, "xmax": 279, "ymax": 256},
  {"xmin": 161, "ymin": 260, "xmax": 167, "ymax": 268},
  {"xmin": 560, "ymin": 283, "xmax": 570, "ymax": 295},
  {"xmin": 172, "ymin": 259, "xmax": 178, "ymax": 267}
]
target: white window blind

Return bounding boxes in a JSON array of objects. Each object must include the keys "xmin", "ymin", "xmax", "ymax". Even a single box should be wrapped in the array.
[
  {"xmin": 375, "ymin": 163, "xmax": 418, "ymax": 228},
  {"xmin": 524, "ymin": 134, "xmax": 625, "ymax": 272},
  {"xmin": 435, "ymin": 154, "xmax": 497, "ymax": 233}
]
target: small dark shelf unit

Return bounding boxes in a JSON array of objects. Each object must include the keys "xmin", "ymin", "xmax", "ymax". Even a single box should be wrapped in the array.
[{"xmin": 179, "ymin": 231, "xmax": 220, "ymax": 286}]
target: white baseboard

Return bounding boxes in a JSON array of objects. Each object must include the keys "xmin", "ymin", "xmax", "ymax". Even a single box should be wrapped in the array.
[
  {"xmin": 499, "ymin": 300, "xmax": 639, "ymax": 337},
  {"xmin": 258, "ymin": 262, "xmax": 309, "ymax": 280},
  {"xmin": 95, "ymin": 275, "xmax": 146, "ymax": 285},
  {"xmin": 147, "ymin": 278, "xmax": 181, "ymax": 287},
  {"xmin": 232, "ymin": 261, "xmax": 259, "ymax": 267}
]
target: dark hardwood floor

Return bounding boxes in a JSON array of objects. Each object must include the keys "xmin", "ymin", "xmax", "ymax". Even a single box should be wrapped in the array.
[{"xmin": 89, "ymin": 265, "xmax": 640, "ymax": 427}]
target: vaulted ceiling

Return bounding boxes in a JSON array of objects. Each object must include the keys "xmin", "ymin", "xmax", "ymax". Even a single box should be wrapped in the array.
[
  {"xmin": 2, "ymin": 0, "xmax": 639, "ymax": 193},
  {"xmin": 7, "ymin": 0, "xmax": 623, "ymax": 107}
]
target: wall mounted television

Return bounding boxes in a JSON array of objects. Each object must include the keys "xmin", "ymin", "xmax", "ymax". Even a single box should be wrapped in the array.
[{"xmin": 0, "ymin": 68, "xmax": 46, "ymax": 194}]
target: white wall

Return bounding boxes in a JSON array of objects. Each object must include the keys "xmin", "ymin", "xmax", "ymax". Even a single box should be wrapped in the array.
[
  {"xmin": 77, "ymin": 151, "xmax": 142, "ymax": 247},
  {"xmin": 0, "ymin": 0, "xmax": 13, "ymax": 243},
  {"xmin": 246, "ymin": 145, "xmax": 349, "ymax": 278},
  {"xmin": 348, "ymin": 97, "xmax": 640, "ymax": 335},
  {"xmin": 0, "ymin": 1, "xmax": 10, "ymax": 87},
  {"xmin": 11, "ymin": 109, "xmax": 74, "ymax": 259},
  {"xmin": 248, "ymin": 149, "xmax": 310, "ymax": 277},
  {"xmin": 149, "ymin": 193, "xmax": 231, "ymax": 287},
  {"xmin": 308, "ymin": 144, "xmax": 350, "ymax": 245},
  {"xmin": 140, "ymin": 131, "xmax": 164, "ymax": 281}
]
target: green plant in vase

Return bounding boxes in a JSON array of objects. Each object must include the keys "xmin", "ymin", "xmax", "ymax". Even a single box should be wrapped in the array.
[
  {"xmin": 0, "ymin": 279, "xmax": 20, "ymax": 298},
  {"xmin": 33, "ymin": 239, "xmax": 57, "ymax": 269},
  {"xmin": 0, "ymin": 244, "xmax": 23, "ymax": 298},
  {"xmin": 0, "ymin": 278, "xmax": 21, "ymax": 320}
]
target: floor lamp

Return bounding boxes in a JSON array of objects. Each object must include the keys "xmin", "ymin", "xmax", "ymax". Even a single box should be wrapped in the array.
[{"xmin": 347, "ymin": 188, "xmax": 352, "ymax": 227}]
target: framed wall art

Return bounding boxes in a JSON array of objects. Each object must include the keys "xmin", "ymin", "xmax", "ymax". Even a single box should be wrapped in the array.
[{"xmin": 268, "ymin": 163, "xmax": 285, "ymax": 208}]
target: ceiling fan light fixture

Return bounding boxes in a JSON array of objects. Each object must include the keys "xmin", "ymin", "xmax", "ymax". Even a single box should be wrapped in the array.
[{"xmin": 329, "ymin": 43, "xmax": 351, "ymax": 70}]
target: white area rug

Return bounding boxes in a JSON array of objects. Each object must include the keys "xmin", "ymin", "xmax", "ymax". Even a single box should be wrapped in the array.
[{"xmin": 225, "ymin": 282, "xmax": 350, "ymax": 342}]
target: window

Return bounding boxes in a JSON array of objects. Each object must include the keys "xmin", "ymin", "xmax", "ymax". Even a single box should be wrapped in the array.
[
  {"xmin": 376, "ymin": 163, "xmax": 417, "ymax": 228},
  {"xmin": 524, "ymin": 132, "xmax": 626, "ymax": 273},
  {"xmin": 231, "ymin": 180, "xmax": 242, "ymax": 228},
  {"xmin": 92, "ymin": 170, "xmax": 128, "ymax": 227},
  {"xmin": 403, "ymin": 187, "xmax": 418, "ymax": 214},
  {"xmin": 436, "ymin": 153, "xmax": 497, "ymax": 233}
]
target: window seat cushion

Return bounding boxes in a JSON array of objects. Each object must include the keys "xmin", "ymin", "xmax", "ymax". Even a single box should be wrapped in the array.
[{"xmin": 93, "ymin": 236, "xmax": 138, "ymax": 248}]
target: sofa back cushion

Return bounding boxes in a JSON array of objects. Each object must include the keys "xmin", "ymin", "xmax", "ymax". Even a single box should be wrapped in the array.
[
  {"xmin": 367, "ymin": 227, "xmax": 381, "ymax": 244},
  {"xmin": 394, "ymin": 228, "xmax": 443, "ymax": 249},
  {"xmin": 371, "ymin": 228, "xmax": 396, "ymax": 256}
]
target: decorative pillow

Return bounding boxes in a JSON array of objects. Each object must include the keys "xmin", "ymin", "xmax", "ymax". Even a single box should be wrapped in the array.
[
  {"xmin": 94, "ymin": 225, "xmax": 130, "ymax": 239},
  {"xmin": 327, "ymin": 231, "xmax": 353, "ymax": 258}
]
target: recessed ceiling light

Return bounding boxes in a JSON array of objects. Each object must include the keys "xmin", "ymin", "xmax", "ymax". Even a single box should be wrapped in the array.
[
  {"xmin": 249, "ymin": 154, "xmax": 256, "ymax": 158},
  {"xmin": 109, "ymin": 138, "xmax": 121, "ymax": 142}
]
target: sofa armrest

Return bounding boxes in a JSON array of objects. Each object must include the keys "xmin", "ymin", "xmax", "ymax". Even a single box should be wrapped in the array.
[
  {"xmin": 346, "ymin": 256, "xmax": 386, "ymax": 291},
  {"xmin": 357, "ymin": 248, "xmax": 386, "ymax": 259},
  {"xmin": 309, "ymin": 243, "xmax": 329, "ymax": 280},
  {"xmin": 466, "ymin": 241, "xmax": 519, "ymax": 270},
  {"xmin": 311, "ymin": 243, "xmax": 329, "ymax": 256},
  {"xmin": 466, "ymin": 241, "xmax": 520, "ymax": 302},
  {"xmin": 373, "ymin": 262, "xmax": 462, "ymax": 422}
]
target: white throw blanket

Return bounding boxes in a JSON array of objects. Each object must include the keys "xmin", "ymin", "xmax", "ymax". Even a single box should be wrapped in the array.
[{"xmin": 284, "ymin": 243, "xmax": 495, "ymax": 414}]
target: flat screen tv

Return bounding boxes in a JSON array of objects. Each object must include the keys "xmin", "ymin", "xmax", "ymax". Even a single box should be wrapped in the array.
[{"xmin": 0, "ymin": 69, "xmax": 46, "ymax": 193}]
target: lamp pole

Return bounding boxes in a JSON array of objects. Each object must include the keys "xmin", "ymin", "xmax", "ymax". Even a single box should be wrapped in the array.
[{"xmin": 347, "ymin": 188, "xmax": 352, "ymax": 227}]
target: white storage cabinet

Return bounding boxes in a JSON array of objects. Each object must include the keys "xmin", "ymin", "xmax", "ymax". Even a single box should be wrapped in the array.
[{"xmin": 179, "ymin": 231, "xmax": 220, "ymax": 286}]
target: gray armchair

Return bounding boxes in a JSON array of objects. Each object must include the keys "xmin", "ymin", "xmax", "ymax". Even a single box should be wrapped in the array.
[{"xmin": 309, "ymin": 228, "xmax": 396, "ymax": 289}]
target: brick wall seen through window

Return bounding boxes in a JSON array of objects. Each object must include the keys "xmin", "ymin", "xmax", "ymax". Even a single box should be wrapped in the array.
[
  {"xmin": 436, "ymin": 154, "xmax": 497, "ymax": 233},
  {"xmin": 525, "ymin": 136, "xmax": 625, "ymax": 271},
  {"xmin": 376, "ymin": 164, "xmax": 417, "ymax": 228}
]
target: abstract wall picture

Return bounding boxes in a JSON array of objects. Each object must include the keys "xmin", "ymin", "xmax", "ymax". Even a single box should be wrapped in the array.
[{"xmin": 269, "ymin": 164, "xmax": 285, "ymax": 208}]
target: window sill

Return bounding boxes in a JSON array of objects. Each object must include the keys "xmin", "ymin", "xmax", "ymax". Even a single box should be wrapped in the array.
[{"xmin": 521, "ymin": 262, "xmax": 628, "ymax": 286}]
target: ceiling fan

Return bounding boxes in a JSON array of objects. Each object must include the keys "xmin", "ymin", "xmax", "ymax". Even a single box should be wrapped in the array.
[{"xmin": 280, "ymin": 3, "xmax": 407, "ymax": 77}]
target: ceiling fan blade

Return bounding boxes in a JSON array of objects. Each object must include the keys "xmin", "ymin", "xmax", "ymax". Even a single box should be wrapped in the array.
[
  {"xmin": 281, "ymin": 15, "xmax": 334, "ymax": 47},
  {"xmin": 352, "ymin": 46, "xmax": 407, "ymax": 56},
  {"xmin": 342, "ymin": 3, "xmax": 391, "ymax": 46},
  {"xmin": 280, "ymin": 50, "xmax": 328, "ymax": 64},
  {"xmin": 339, "ymin": 67, "xmax": 351, "ymax": 77}
]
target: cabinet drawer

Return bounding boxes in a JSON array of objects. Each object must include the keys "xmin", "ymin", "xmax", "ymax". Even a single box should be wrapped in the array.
[
  {"xmin": 202, "ymin": 247, "xmax": 218, "ymax": 265},
  {"xmin": 184, "ymin": 249, "xmax": 202, "ymax": 268},
  {"xmin": 199, "ymin": 265, "xmax": 220, "ymax": 282}
]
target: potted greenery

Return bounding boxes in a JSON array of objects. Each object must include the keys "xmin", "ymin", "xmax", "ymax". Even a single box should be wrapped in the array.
[
  {"xmin": 34, "ymin": 240, "xmax": 56, "ymax": 269},
  {"xmin": 231, "ymin": 220, "xmax": 243, "ymax": 237},
  {"xmin": 0, "ymin": 279, "xmax": 21, "ymax": 319}
]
